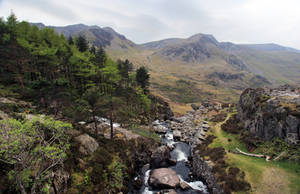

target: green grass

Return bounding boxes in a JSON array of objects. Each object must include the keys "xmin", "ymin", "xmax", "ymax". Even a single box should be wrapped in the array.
[
  {"xmin": 209, "ymin": 114, "xmax": 300, "ymax": 194},
  {"xmin": 209, "ymin": 115, "xmax": 300, "ymax": 194},
  {"xmin": 130, "ymin": 125, "xmax": 160, "ymax": 142}
]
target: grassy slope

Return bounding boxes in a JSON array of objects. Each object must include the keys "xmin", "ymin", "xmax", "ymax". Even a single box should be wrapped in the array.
[
  {"xmin": 209, "ymin": 113, "xmax": 300, "ymax": 194},
  {"xmin": 238, "ymin": 50, "xmax": 300, "ymax": 85}
]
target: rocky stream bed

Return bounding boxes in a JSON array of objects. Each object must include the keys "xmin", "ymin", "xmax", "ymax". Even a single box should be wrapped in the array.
[{"xmin": 129, "ymin": 106, "xmax": 223, "ymax": 194}]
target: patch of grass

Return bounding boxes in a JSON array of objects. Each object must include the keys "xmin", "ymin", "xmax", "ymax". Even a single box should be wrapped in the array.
[
  {"xmin": 210, "ymin": 113, "xmax": 300, "ymax": 194},
  {"xmin": 130, "ymin": 125, "xmax": 160, "ymax": 142}
]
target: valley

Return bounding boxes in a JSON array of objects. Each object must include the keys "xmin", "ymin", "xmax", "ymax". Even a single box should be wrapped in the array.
[{"xmin": 0, "ymin": 12, "xmax": 299, "ymax": 194}]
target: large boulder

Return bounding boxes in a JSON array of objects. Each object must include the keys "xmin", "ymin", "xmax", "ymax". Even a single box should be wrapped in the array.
[
  {"xmin": 192, "ymin": 154, "xmax": 223, "ymax": 194},
  {"xmin": 74, "ymin": 134, "xmax": 99, "ymax": 156},
  {"xmin": 149, "ymin": 168, "xmax": 180, "ymax": 189},
  {"xmin": 173, "ymin": 130, "xmax": 182, "ymax": 141},
  {"xmin": 238, "ymin": 86, "xmax": 300, "ymax": 144},
  {"xmin": 151, "ymin": 146, "xmax": 174, "ymax": 168}
]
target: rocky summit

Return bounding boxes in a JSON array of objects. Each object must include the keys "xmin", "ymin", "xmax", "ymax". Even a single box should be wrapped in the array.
[{"xmin": 238, "ymin": 85, "xmax": 300, "ymax": 144}]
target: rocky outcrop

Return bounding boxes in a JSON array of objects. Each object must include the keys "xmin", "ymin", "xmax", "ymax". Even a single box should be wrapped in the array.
[
  {"xmin": 192, "ymin": 154, "xmax": 223, "ymax": 194},
  {"xmin": 150, "ymin": 146, "xmax": 176, "ymax": 168},
  {"xmin": 149, "ymin": 168, "xmax": 180, "ymax": 189},
  {"xmin": 149, "ymin": 95, "xmax": 174, "ymax": 121},
  {"xmin": 74, "ymin": 134, "xmax": 99, "ymax": 156},
  {"xmin": 238, "ymin": 85, "xmax": 300, "ymax": 144}
]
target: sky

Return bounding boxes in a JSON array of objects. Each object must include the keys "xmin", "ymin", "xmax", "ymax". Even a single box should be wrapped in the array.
[{"xmin": 1, "ymin": 0, "xmax": 300, "ymax": 49}]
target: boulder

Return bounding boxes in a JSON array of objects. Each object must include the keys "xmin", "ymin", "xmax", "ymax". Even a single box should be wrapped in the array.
[
  {"xmin": 0, "ymin": 110, "xmax": 9, "ymax": 120},
  {"xmin": 201, "ymin": 124, "xmax": 210, "ymax": 129},
  {"xmin": 154, "ymin": 125, "xmax": 168, "ymax": 134},
  {"xmin": 151, "ymin": 146, "xmax": 173, "ymax": 168},
  {"xmin": 192, "ymin": 154, "xmax": 223, "ymax": 194},
  {"xmin": 156, "ymin": 189, "xmax": 177, "ymax": 194},
  {"xmin": 74, "ymin": 134, "xmax": 99, "ymax": 156},
  {"xmin": 149, "ymin": 168, "xmax": 180, "ymax": 189},
  {"xmin": 179, "ymin": 181, "xmax": 191, "ymax": 190},
  {"xmin": 173, "ymin": 130, "xmax": 182, "ymax": 140},
  {"xmin": 238, "ymin": 86, "xmax": 300, "ymax": 144}
]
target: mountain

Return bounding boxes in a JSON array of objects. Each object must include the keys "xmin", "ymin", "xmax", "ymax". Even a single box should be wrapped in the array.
[
  {"xmin": 32, "ymin": 23, "xmax": 300, "ymax": 108},
  {"xmin": 31, "ymin": 23, "xmax": 136, "ymax": 52}
]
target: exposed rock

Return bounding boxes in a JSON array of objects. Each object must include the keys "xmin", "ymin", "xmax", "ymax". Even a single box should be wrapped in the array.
[
  {"xmin": 192, "ymin": 154, "xmax": 223, "ymax": 194},
  {"xmin": 154, "ymin": 125, "xmax": 168, "ymax": 134},
  {"xmin": 179, "ymin": 181, "xmax": 191, "ymax": 190},
  {"xmin": 0, "ymin": 110, "xmax": 9, "ymax": 120},
  {"xmin": 151, "ymin": 146, "xmax": 174, "ymax": 168},
  {"xmin": 173, "ymin": 130, "xmax": 181, "ymax": 140},
  {"xmin": 156, "ymin": 189, "xmax": 177, "ymax": 194},
  {"xmin": 149, "ymin": 168, "xmax": 180, "ymax": 189},
  {"xmin": 238, "ymin": 85, "xmax": 300, "ymax": 144},
  {"xmin": 149, "ymin": 95, "xmax": 174, "ymax": 120},
  {"xmin": 74, "ymin": 134, "xmax": 99, "ymax": 156}
]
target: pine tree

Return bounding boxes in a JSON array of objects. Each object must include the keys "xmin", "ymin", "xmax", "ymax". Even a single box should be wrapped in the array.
[
  {"xmin": 76, "ymin": 35, "xmax": 88, "ymax": 52},
  {"xmin": 95, "ymin": 47, "xmax": 107, "ymax": 67},
  {"xmin": 68, "ymin": 36, "xmax": 74, "ymax": 45},
  {"xmin": 136, "ymin": 66, "xmax": 150, "ymax": 93}
]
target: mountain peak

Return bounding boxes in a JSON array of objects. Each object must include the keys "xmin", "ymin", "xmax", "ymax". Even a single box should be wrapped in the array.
[{"xmin": 188, "ymin": 33, "xmax": 218, "ymax": 44}]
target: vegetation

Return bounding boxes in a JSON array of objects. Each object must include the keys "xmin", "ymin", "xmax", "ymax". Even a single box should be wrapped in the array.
[
  {"xmin": 0, "ymin": 116, "xmax": 72, "ymax": 194},
  {"xmin": 0, "ymin": 13, "xmax": 158, "ymax": 127},
  {"xmin": 0, "ymin": 14, "xmax": 165, "ymax": 193},
  {"xmin": 209, "ymin": 110, "xmax": 300, "ymax": 194}
]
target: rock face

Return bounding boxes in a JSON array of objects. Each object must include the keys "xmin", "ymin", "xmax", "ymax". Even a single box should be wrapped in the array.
[
  {"xmin": 238, "ymin": 85, "xmax": 300, "ymax": 144},
  {"xmin": 151, "ymin": 146, "xmax": 175, "ymax": 168},
  {"xmin": 192, "ymin": 154, "xmax": 223, "ymax": 194},
  {"xmin": 149, "ymin": 168, "xmax": 180, "ymax": 189},
  {"xmin": 74, "ymin": 134, "xmax": 99, "ymax": 156}
]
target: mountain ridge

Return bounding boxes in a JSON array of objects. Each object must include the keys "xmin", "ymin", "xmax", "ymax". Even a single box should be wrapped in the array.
[{"xmin": 31, "ymin": 22, "xmax": 300, "ymax": 104}]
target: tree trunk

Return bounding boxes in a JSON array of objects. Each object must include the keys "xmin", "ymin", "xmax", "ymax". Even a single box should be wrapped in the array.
[
  {"xmin": 16, "ymin": 175, "xmax": 27, "ymax": 194},
  {"xmin": 110, "ymin": 115, "xmax": 113, "ymax": 139}
]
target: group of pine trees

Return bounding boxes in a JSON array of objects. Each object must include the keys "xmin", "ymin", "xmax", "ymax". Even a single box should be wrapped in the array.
[{"xmin": 0, "ymin": 14, "xmax": 153, "ymax": 129}]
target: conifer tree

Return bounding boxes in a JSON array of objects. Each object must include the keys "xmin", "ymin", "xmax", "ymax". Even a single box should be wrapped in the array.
[{"xmin": 76, "ymin": 35, "xmax": 88, "ymax": 52}]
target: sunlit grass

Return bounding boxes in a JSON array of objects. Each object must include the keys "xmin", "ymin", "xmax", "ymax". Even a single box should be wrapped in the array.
[{"xmin": 209, "ymin": 115, "xmax": 300, "ymax": 194}]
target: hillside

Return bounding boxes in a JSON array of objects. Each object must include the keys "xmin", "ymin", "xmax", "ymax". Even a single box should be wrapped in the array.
[{"xmin": 33, "ymin": 23, "xmax": 300, "ymax": 114}]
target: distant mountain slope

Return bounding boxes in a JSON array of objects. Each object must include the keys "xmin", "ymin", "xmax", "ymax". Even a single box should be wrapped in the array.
[
  {"xmin": 31, "ymin": 23, "xmax": 136, "ymax": 52},
  {"xmin": 239, "ymin": 43, "xmax": 300, "ymax": 53},
  {"xmin": 32, "ymin": 23, "xmax": 300, "ymax": 104}
]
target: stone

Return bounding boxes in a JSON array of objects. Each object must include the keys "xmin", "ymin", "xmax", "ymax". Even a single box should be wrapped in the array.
[
  {"xmin": 201, "ymin": 124, "xmax": 210, "ymax": 129},
  {"xmin": 74, "ymin": 134, "xmax": 99, "ymax": 156},
  {"xmin": 149, "ymin": 168, "xmax": 180, "ymax": 189},
  {"xmin": 0, "ymin": 110, "xmax": 9, "ymax": 120},
  {"xmin": 192, "ymin": 154, "xmax": 223, "ymax": 193},
  {"xmin": 179, "ymin": 181, "xmax": 191, "ymax": 190},
  {"xmin": 238, "ymin": 86, "xmax": 300, "ymax": 144},
  {"xmin": 156, "ymin": 189, "xmax": 177, "ymax": 194},
  {"xmin": 154, "ymin": 125, "xmax": 168, "ymax": 134},
  {"xmin": 151, "ymin": 146, "xmax": 172, "ymax": 168},
  {"xmin": 173, "ymin": 130, "xmax": 182, "ymax": 140}
]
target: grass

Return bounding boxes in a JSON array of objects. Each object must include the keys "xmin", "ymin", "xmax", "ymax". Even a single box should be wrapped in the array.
[
  {"xmin": 209, "ymin": 113, "xmax": 300, "ymax": 194},
  {"xmin": 129, "ymin": 125, "xmax": 160, "ymax": 142}
]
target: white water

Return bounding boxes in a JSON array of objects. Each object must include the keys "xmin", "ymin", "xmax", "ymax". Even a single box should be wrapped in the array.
[
  {"xmin": 139, "ymin": 120, "xmax": 208, "ymax": 194},
  {"xmin": 95, "ymin": 116, "xmax": 120, "ymax": 127}
]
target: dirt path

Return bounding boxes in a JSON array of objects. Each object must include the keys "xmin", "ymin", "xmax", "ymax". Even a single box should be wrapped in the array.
[{"xmin": 212, "ymin": 113, "xmax": 292, "ymax": 194}]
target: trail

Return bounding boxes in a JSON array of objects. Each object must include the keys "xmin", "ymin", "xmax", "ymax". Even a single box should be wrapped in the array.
[{"xmin": 212, "ymin": 113, "xmax": 292, "ymax": 194}]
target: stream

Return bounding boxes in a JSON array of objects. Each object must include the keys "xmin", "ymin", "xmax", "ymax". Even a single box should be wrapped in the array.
[{"xmin": 137, "ymin": 120, "xmax": 208, "ymax": 194}]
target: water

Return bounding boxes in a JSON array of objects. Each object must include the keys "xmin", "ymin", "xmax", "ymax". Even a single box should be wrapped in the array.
[{"xmin": 140, "ymin": 121, "xmax": 208, "ymax": 194}]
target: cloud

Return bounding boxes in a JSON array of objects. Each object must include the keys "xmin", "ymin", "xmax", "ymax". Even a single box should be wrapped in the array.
[{"xmin": 0, "ymin": 0, "xmax": 300, "ymax": 48}]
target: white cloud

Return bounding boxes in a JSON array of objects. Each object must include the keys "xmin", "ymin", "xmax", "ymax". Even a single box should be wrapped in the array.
[{"xmin": 0, "ymin": 0, "xmax": 300, "ymax": 49}]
